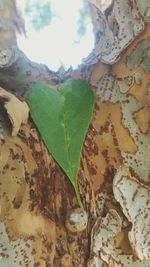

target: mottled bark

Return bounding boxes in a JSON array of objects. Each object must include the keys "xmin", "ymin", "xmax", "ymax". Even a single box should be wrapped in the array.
[{"xmin": 0, "ymin": 0, "xmax": 150, "ymax": 267}]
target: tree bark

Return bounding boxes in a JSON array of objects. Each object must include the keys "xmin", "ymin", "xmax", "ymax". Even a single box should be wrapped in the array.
[{"xmin": 0, "ymin": 1, "xmax": 150, "ymax": 267}]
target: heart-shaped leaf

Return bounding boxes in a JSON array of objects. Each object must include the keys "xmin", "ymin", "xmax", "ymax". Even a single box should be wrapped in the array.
[{"xmin": 27, "ymin": 80, "xmax": 95, "ymax": 207}]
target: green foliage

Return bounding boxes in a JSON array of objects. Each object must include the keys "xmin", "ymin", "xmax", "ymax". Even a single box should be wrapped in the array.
[{"xmin": 27, "ymin": 80, "xmax": 95, "ymax": 207}]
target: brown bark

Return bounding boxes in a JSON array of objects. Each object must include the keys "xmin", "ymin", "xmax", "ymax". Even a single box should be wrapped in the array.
[{"xmin": 0, "ymin": 1, "xmax": 150, "ymax": 267}]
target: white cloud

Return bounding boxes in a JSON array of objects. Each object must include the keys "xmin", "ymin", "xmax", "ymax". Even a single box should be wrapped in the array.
[{"xmin": 17, "ymin": 0, "xmax": 94, "ymax": 70}]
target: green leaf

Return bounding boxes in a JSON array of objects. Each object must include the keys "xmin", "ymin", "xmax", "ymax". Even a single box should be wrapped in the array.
[{"xmin": 27, "ymin": 80, "xmax": 95, "ymax": 207}]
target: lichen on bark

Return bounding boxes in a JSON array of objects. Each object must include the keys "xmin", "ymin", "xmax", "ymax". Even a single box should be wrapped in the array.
[{"xmin": 0, "ymin": 0, "xmax": 150, "ymax": 266}]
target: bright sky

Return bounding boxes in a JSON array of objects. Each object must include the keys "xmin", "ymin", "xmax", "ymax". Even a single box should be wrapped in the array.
[{"xmin": 17, "ymin": 0, "xmax": 94, "ymax": 71}]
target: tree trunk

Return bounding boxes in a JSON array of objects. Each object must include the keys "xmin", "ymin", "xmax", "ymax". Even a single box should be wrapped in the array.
[{"xmin": 0, "ymin": 1, "xmax": 150, "ymax": 267}]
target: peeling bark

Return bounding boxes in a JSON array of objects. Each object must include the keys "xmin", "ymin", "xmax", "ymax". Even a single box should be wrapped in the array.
[{"xmin": 0, "ymin": 0, "xmax": 150, "ymax": 267}]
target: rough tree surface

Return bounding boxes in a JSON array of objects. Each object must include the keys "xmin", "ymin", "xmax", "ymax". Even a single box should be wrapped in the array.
[{"xmin": 0, "ymin": 0, "xmax": 150, "ymax": 267}]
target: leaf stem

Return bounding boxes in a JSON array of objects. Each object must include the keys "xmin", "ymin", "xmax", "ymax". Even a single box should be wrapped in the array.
[{"xmin": 74, "ymin": 182, "xmax": 84, "ymax": 209}]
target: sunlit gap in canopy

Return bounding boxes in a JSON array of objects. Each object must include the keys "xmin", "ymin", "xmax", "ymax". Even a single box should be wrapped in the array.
[{"xmin": 17, "ymin": 0, "xmax": 94, "ymax": 71}]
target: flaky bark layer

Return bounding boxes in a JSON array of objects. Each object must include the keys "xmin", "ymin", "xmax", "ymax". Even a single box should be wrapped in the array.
[{"xmin": 0, "ymin": 0, "xmax": 150, "ymax": 266}]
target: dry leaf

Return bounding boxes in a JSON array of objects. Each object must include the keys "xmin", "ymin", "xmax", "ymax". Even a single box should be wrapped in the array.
[
  {"xmin": 113, "ymin": 165, "xmax": 150, "ymax": 260},
  {"xmin": 0, "ymin": 87, "xmax": 29, "ymax": 136}
]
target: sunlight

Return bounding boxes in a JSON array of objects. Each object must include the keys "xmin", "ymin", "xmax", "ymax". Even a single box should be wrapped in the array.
[{"xmin": 17, "ymin": 0, "xmax": 94, "ymax": 71}]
